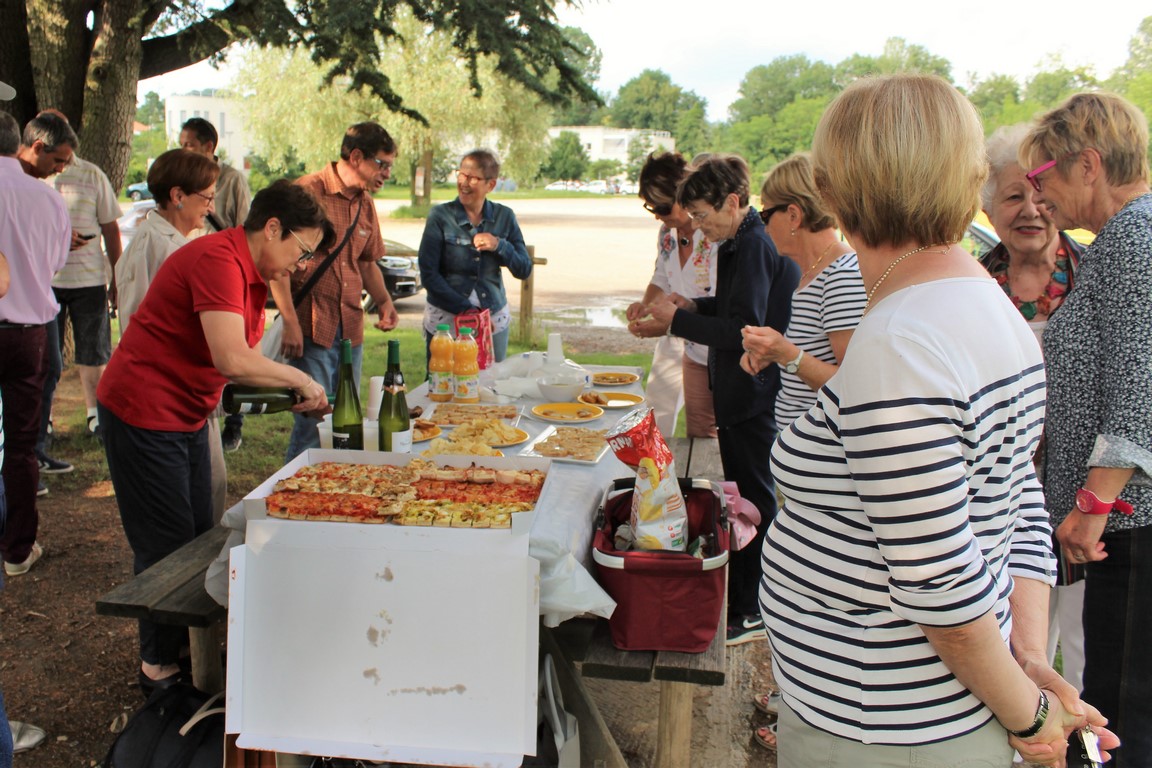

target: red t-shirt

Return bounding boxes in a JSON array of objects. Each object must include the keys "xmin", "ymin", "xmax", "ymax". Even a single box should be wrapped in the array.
[{"xmin": 99, "ymin": 228, "xmax": 268, "ymax": 431}]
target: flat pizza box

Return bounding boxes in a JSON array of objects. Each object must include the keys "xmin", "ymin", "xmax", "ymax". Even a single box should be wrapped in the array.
[
  {"xmin": 227, "ymin": 518, "xmax": 540, "ymax": 766},
  {"xmin": 242, "ymin": 448, "xmax": 554, "ymax": 537}
]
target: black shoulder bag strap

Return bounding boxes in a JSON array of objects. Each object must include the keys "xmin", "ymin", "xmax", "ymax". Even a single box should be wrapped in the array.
[{"xmin": 289, "ymin": 193, "xmax": 365, "ymax": 309}]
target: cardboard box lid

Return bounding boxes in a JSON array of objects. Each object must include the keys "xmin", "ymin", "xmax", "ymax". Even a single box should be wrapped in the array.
[{"xmin": 226, "ymin": 532, "xmax": 540, "ymax": 766}]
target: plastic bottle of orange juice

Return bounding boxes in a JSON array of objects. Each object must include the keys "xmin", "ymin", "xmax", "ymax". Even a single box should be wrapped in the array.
[
  {"xmin": 428, "ymin": 324, "xmax": 455, "ymax": 402},
  {"xmin": 453, "ymin": 326, "xmax": 480, "ymax": 403}
]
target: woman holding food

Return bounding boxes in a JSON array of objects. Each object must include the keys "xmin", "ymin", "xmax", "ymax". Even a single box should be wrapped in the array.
[
  {"xmin": 762, "ymin": 74, "xmax": 1113, "ymax": 765},
  {"xmin": 646, "ymin": 153, "xmax": 799, "ymax": 646},
  {"xmin": 1021, "ymin": 91, "xmax": 1152, "ymax": 766},
  {"xmin": 98, "ymin": 180, "xmax": 332, "ymax": 692},
  {"xmin": 626, "ymin": 151, "xmax": 718, "ymax": 439},
  {"xmin": 980, "ymin": 123, "xmax": 1087, "ymax": 694},
  {"xmin": 739, "ymin": 152, "xmax": 865, "ymax": 431}
]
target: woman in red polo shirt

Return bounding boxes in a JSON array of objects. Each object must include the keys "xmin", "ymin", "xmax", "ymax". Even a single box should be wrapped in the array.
[{"xmin": 98, "ymin": 180, "xmax": 334, "ymax": 693}]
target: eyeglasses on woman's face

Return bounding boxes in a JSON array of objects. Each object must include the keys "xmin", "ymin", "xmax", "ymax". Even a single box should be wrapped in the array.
[
  {"xmin": 1025, "ymin": 159, "xmax": 1058, "ymax": 193},
  {"xmin": 642, "ymin": 200, "xmax": 673, "ymax": 216},
  {"xmin": 192, "ymin": 191, "xmax": 215, "ymax": 204},
  {"xmin": 289, "ymin": 230, "xmax": 317, "ymax": 264},
  {"xmin": 759, "ymin": 203, "xmax": 788, "ymax": 224},
  {"xmin": 688, "ymin": 206, "xmax": 718, "ymax": 222}
]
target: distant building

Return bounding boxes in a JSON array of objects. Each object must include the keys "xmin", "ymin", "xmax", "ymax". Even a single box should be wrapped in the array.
[
  {"xmin": 547, "ymin": 126, "xmax": 676, "ymax": 165},
  {"xmin": 164, "ymin": 90, "xmax": 252, "ymax": 170}
]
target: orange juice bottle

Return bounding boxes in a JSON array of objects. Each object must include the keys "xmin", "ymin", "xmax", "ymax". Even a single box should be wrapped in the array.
[
  {"xmin": 428, "ymin": 324, "xmax": 455, "ymax": 402},
  {"xmin": 453, "ymin": 326, "xmax": 480, "ymax": 403}
]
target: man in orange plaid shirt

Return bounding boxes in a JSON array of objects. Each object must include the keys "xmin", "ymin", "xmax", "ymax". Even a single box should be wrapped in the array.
[{"xmin": 270, "ymin": 122, "xmax": 400, "ymax": 461}]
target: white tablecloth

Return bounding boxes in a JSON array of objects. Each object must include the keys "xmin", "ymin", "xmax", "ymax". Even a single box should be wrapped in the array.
[{"xmin": 207, "ymin": 365, "xmax": 644, "ymax": 627}]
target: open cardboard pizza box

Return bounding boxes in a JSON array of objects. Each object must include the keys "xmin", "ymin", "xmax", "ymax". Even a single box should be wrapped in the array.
[
  {"xmin": 242, "ymin": 448, "xmax": 555, "ymax": 537},
  {"xmin": 227, "ymin": 449, "xmax": 546, "ymax": 765}
]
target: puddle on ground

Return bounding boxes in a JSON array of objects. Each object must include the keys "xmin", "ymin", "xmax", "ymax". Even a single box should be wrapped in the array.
[{"xmin": 536, "ymin": 306, "xmax": 628, "ymax": 328}]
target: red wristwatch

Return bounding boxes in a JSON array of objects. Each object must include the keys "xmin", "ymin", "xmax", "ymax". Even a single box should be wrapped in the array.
[{"xmin": 1075, "ymin": 488, "xmax": 1134, "ymax": 516}]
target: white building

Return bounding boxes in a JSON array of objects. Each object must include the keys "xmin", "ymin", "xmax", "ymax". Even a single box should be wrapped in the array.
[
  {"xmin": 165, "ymin": 90, "xmax": 253, "ymax": 170},
  {"xmin": 547, "ymin": 126, "xmax": 676, "ymax": 165}
]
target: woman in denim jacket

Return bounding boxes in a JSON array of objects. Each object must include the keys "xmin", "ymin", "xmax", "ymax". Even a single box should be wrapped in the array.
[{"xmin": 417, "ymin": 149, "xmax": 532, "ymax": 361}]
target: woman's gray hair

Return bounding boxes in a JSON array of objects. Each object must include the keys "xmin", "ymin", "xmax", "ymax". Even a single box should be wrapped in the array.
[
  {"xmin": 982, "ymin": 123, "xmax": 1032, "ymax": 209},
  {"xmin": 462, "ymin": 148, "xmax": 500, "ymax": 180}
]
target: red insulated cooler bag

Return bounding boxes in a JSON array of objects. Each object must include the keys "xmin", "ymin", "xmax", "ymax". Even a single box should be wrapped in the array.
[{"xmin": 592, "ymin": 477, "xmax": 729, "ymax": 652}]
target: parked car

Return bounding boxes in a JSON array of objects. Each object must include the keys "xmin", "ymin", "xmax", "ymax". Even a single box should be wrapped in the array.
[
  {"xmin": 544, "ymin": 180, "xmax": 582, "ymax": 191},
  {"xmin": 363, "ymin": 238, "xmax": 423, "ymax": 312},
  {"xmin": 618, "ymin": 181, "xmax": 639, "ymax": 195},
  {"xmin": 126, "ymin": 181, "xmax": 152, "ymax": 201},
  {"xmin": 962, "ymin": 220, "xmax": 999, "ymax": 263},
  {"xmin": 583, "ymin": 179, "xmax": 610, "ymax": 194}
]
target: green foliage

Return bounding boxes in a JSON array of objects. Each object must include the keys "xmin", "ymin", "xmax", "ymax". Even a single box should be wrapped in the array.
[
  {"xmin": 246, "ymin": 150, "xmax": 309, "ymax": 194},
  {"xmin": 729, "ymin": 55, "xmax": 837, "ymax": 123},
  {"xmin": 135, "ymin": 91, "xmax": 166, "ymax": 128},
  {"xmin": 609, "ymin": 69, "xmax": 706, "ymax": 132},
  {"xmin": 540, "ymin": 131, "xmax": 589, "ymax": 181},
  {"xmin": 551, "ymin": 26, "xmax": 607, "ymax": 126},
  {"xmin": 124, "ymin": 128, "xmax": 170, "ymax": 187},
  {"xmin": 588, "ymin": 158, "xmax": 623, "ymax": 179}
]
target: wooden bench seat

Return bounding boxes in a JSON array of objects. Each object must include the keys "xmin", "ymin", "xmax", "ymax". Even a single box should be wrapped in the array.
[{"xmin": 96, "ymin": 526, "xmax": 230, "ymax": 692}]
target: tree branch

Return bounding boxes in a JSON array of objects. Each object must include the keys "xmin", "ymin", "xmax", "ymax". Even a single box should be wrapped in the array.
[{"xmin": 138, "ymin": 0, "xmax": 286, "ymax": 80}]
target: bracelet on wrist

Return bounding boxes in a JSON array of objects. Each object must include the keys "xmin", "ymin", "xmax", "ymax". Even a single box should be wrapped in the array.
[{"xmin": 1009, "ymin": 689, "xmax": 1049, "ymax": 738}]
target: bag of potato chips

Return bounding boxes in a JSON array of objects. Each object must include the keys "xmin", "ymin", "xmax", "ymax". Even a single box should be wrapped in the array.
[{"xmin": 605, "ymin": 408, "xmax": 687, "ymax": 551}]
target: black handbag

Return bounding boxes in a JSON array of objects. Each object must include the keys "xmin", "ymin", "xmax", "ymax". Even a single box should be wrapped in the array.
[{"xmin": 103, "ymin": 684, "xmax": 225, "ymax": 768}]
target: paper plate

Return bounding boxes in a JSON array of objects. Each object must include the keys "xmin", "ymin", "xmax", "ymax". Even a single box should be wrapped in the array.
[
  {"xmin": 490, "ymin": 428, "xmax": 530, "ymax": 448},
  {"xmin": 531, "ymin": 402, "xmax": 605, "ymax": 424},
  {"xmin": 411, "ymin": 425, "xmax": 442, "ymax": 443},
  {"xmin": 591, "ymin": 371, "xmax": 640, "ymax": 387},
  {"xmin": 580, "ymin": 391, "xmax": 645, "ymax": 409}
]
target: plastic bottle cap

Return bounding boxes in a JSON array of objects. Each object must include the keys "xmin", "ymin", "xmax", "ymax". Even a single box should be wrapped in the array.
[
  {"xmin": 436, "ymin": 323, "xmax": 451, "ymax": 331},
  {"xmin": 460, "ymin": 327, "xmax": 474, "ymax": 336}
]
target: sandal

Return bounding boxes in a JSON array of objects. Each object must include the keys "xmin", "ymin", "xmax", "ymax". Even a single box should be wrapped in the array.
[
  {"xmin": 753, "ymin": 688, "xmax": 780, "ymax": 716},
  {"xmin": 754, "ymin": 721, "xmax": 778, "ymax": 751}
]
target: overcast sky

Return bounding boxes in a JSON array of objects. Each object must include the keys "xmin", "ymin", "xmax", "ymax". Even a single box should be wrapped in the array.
[{"xmin": 141, "ymin": 1, "xmax": 1148, "ymax": 122}]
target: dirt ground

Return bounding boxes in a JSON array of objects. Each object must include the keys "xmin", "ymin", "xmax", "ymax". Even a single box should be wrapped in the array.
[{"xmin": 0, "ymin": 300, "xmax": 783, "ymax": 768}]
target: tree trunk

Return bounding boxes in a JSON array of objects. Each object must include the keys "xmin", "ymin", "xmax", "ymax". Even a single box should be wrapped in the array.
[
  {"xmin": 419, "ymin": 148, "xmax": 433, "ymax": 207},
  {"xmin": 79, "ymin": 0, "xmax": 148, "ymax": 191},
  {"xmin": 25, "ymin": 0, "xmax": 89, "ymax": 125},
  {"xmin": 0, "ymin": 0, "xmax": 38, "ymax": 123}
]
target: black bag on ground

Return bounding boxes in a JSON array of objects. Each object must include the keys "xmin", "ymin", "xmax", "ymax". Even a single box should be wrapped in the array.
[{"xmin": 104, "ymin": 684, "xmax": 225, "ymax": 768}]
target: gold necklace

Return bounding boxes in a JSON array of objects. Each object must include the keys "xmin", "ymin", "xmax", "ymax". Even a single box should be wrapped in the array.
[
  {"xmin": 801, "ymin": 241, "xmax": 838, "ymax": 283},
  {"xmin": 864, "ymin": 243, "xmax": 949, "ymax": 311}
]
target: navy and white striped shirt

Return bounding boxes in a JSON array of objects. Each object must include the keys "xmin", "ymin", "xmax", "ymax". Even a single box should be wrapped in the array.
[
  {"xmin": 762, "ymin": 278, "xmax": 1054, "ymax": 745},
  {"xmin": 775, "ymin": 253, "xmax": 866, "ymax": 430}
]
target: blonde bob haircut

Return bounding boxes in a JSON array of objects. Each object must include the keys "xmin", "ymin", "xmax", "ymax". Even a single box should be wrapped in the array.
[
  {"xmin": 1019, "ymin": 92, "xmax": 1150, "ymax": 188},
  {"xmin": 811, "ymin": 74, "xmax": 986, "ymax": 249},
  {"xmin": 760, "ymin": 152, "xmax": 836, "ymax": 233}
]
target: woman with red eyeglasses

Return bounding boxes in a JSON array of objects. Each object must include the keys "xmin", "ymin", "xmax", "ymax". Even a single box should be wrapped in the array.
[
  {"xmin": 626, "ymin": 151, "xmax": 718, "ymax": 440},
  {"xmin": 1021, "ymin": 91, "xmax": 1152, "ymax": 767}
]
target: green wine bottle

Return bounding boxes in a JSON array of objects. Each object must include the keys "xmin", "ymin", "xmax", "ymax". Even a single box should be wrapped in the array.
[
  {"xmin": 331, "ymin": 338, "xmax": 363, "ymax": 450},
  {"xmin": 378, "ymin": 339, "xmax": 412, "ymax": 452},
  {"xmin": 222, "ymin": 385, "xmax": 302, "ymax": 414}
]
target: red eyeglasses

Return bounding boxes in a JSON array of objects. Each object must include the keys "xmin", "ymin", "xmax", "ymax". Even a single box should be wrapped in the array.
[{"xmin": 1025, "ymin": 160, "xmax": 1058, "ymax": 193}]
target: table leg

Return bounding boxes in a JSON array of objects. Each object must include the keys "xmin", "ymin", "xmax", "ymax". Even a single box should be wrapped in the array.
[
  {"xmin": 653, "ymin": 680, "xmax": 693, "ymax": 768},
  {"xmin": 190, "ymin": 624, "xmax": 224, "ymax": 693}
]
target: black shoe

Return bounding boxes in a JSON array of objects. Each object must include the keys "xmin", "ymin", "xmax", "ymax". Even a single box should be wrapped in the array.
[
  {"xmin": 221, "ymin": 423, "xmax": 242, "ymax": 453},
  {"xmin": 138, "ymin": 669, "xmax": 188, "ymax": 697},
  {"xmin": 726, "ymin": 614, "xmax": 766, "ymax": 646},
  {"xmin": 36, "ymin": 481, "xmax": 48, "ymax": 498},
  {"xmin": 37, "ymin": 453, "xmax": 73, "ymax": 474}
]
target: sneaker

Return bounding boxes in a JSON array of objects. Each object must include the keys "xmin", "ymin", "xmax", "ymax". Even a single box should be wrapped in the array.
[
  {"xmin": 4, "ymin": 542, "xmax": 44, "ymax": 576},
  {"xmin": 37, "ymin": 481, "xmax": 48, "ymax": 498},
  {"xmin": 726, "ymin": 614, "xmax": 766, "ymax": 646},
  {"xmin": 37, "ymin": 453, "xmax": 73, "ymax": 474},
  {"xmin": 87, "ymin": 415, "xmax": 99, "ymax": 434},
  {"xmin": 221, "ymin": 423, "xmax": 242, "ymax": 453}
]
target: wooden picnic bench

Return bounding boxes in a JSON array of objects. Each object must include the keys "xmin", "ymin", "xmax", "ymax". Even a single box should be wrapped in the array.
[
  {"xmin": 546, "ymin": 436, "xmax": 727, "ymax": 768},
  {"xmin": 95, "ymin": 525, "xmax": 230, "ymax": 694}
]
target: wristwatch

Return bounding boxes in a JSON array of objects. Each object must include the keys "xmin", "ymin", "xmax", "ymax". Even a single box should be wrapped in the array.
[
  {"xmin": 1009, "ymin": 689, "xmax": 1050, "ymax": 738},
  {"xmin": 1075, "ymin": 487, "xmax": 1134, "ymax": 516},
  {"xmin": 782, "ymin": 350, "xmax": 804, "ymax": 374}
]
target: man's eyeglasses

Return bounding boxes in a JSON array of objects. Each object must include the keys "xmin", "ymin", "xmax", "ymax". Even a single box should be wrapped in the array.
[
  {"xmin": 642, "ymin": 201, "xmax": 673, "ymax": 216},
  {"xmin": 457, "ymin": 170, "xmax": 488, "ymax": 185},
  {"xmin": 759, "ymin": 203, "xmax": 788, "ymax": 223},
  {"xmin": 367, "ymin": 156, "xmax": 393, "ymax": 172},
  {"xmin": 1025, "ymin": 159, "xmax": 1058, "ymax": 193},
  {"xmin": 289, "ymin": 230, "xmax": 316, "ymax": 264}
]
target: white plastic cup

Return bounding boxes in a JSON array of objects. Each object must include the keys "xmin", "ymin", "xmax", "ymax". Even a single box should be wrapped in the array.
[
  {"xmin": 317, "ymin": 423, "xmax": 334, "ymax": 449},
  {"xmin": 366, "ymin": 376, "xmax": 385, "ymax": 420},
  {"xmin": 363, "ymin": 420, "xmax": 379, "ymax": 451}
]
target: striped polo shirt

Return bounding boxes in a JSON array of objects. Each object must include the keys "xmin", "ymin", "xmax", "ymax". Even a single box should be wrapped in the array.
[
  {"xmin": 762, "ymin": 277, "xmax": 1054, "ymax": 745},
  {"xmin": 775, "ymin": 252, "xmax": 867, "ymax": 430}
]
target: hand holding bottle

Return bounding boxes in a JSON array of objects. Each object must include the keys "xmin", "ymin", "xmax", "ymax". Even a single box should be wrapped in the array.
[{"xmin": 293, "ymin": 375, "xmax": 330, "ymax": 416}]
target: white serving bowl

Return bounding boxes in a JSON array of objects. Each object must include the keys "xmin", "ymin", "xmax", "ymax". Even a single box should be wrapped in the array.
[{"xmin": 536, "ymin": 374, "xmax": 586, "ymax": 402}]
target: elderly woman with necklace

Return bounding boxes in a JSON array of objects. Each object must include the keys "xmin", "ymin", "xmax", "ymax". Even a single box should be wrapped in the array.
[
  {"xmin": 1021, "ymin": 90, "xmax": 1152, "ymax": 766},
  {"xmin": 979, "ymin": 123, "xmax": 1087, "ymax": 695}
]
